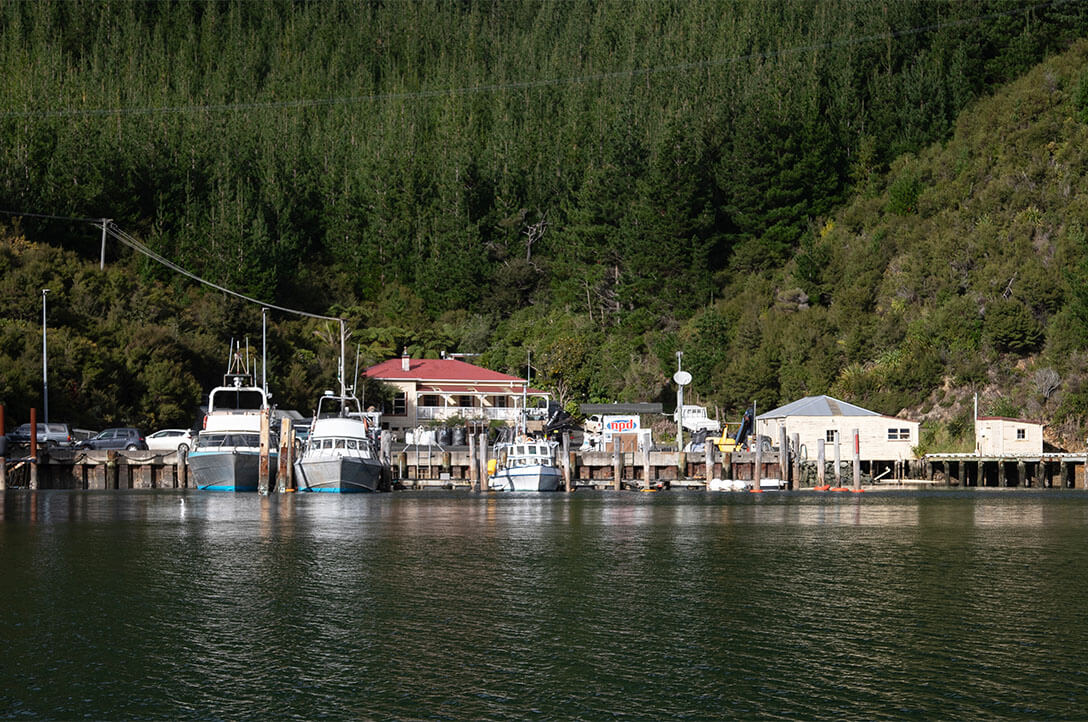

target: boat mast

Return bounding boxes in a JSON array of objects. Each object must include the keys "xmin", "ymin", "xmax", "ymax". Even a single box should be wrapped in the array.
[{"xmin": 339, "ymin": 318, "xmax": 347, "ymax": 414}]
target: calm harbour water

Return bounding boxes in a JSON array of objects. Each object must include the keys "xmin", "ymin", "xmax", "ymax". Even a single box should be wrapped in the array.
[{"xmin": 2, "ymin": 489, "xmax": 1088, "ymax": 720}]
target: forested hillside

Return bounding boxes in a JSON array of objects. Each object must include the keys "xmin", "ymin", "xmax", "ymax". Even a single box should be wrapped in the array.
[{"xmin": 2, "ymin": 0, "xmax": 1088, "ymax": 446}]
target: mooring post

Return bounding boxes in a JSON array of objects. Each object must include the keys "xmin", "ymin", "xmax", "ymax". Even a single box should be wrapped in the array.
[
  {"xmin": 754, "ymin": 437, "xmax": 763, "ymax": 489},
  {"xmin": 833, "ymin": 431, "xmax": 841, "ymax": 487},
  {"xmin": 258, "ymin": 408, "xmax": 271, "ymax": 495},
  {"xmin": 613, "ymin": 443, "xmax": 622, "ymax": 491},
  {"xmin": 29, "ymin": 408, "xmax": 38, "ymax": 490},
  {"xmin": 563, "ymin": 432, "xmax": 572, "ymax": 492},
  {"xmin": 677, "ymin": 449, "xmax": 686, "ymax": 481},
  {"xmin": 479, "ymin": 432, "xmax": 489, "ymax": 490},
  {"xmin": 179, "ymin": 447, "xmax": 188, "ymax": 489},
  {"xmin": 0, "ymin": 403, "xmax": 7, "ymax": 491},
  {"xmin": 817, "ymin": 438, "xmax": 826, "ymax": 487},
  {"xmin": 852, "ymin": 429, "xmax": 861, "ymax": 490},
  {"xmin": 643, "ymin": 440, "xmax": 653, "ymax": 489},
  {"xmin": 705, "ymin": 439, "xmax": 713, "ymax": 484},
  {"xmin": 469, "ymin": 432, "xmax": 478, "ymax": 490},
  {"xmin": 975, "ymin": 459, "xmax": 983, "ymax": 488},
  {"xmin": 779, "ymin": 427, "xmax": 788, "ymax": 485},
  {"xmin": 790, "ymin": 432, "xmax": 800, "ymax": 490},
  {"xmin": 1017, "ymin": 459, "xmax": 1026, "ymax": 489},
  {"xmin": 723, "ymin": 449, "xmax": 732, "ymax": 481},
  {"xmin": 1060, "ymin": 461, "xmax": 1070, "ymax": 489},
  {"xmin": 277, "ymin": 417, "xmax": 292, "ymax": 493}
]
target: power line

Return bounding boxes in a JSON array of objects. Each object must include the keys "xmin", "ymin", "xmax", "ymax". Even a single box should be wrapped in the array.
[
  {"xmin": 0, "ymin": 209, "xmax": 340, "ymax": 323},
  {"xmin": 0, "ymin": 1, "xmax": 1061, "ymax": 120},
  {"xmin": 102, "ymin": 221, "xmax": 340, "ymax": 322}
]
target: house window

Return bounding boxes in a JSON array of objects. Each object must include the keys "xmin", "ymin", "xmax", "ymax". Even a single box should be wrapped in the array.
[
  {"xmin": 1016, "ymin": 428, "xmax": 1026, "ymax": 440},
  {"xmin": 420, "ymin": 395, "xmax": 440, "ymax": 407},
  {"xmin": 492, "ymin": 396, "xmax": 508, "ymax": 408},
  {"xmin": 888, "ymin": 428, "xmax": 910, "ymax": 441},
  {"xmin": 825, "ymin": 430, "xmax": 836, "ymax": 443},
  {"xmin": 388, "ymin": 392, "xmax": 406, "ymax": 416},
  {"xmin": 457, "ymin": 395, "xmax": 474, "ymax": 408}
]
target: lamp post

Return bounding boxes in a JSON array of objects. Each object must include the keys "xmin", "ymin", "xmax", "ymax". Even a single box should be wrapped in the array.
[
  {"xmin": 41, "ymin": 288, "xmax": 50, "ymax": 424},
  {"xmin": 673, "ymin": 351, "xmax": 691, "ymax": 453}
]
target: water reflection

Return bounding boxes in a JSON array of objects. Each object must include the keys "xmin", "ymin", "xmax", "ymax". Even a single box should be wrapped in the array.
[{"xmin": 3, "ymin": 489, "xmax": 1088, "ymax": 719}]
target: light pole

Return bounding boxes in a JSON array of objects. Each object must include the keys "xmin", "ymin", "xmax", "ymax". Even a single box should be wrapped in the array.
[
  {"xmin": 673, "ymin": 351, "xmax": 691, "ymax": 452},
  {"xmin": 41, "ymin": 288, "xmax": 50, "ymax": 424}
]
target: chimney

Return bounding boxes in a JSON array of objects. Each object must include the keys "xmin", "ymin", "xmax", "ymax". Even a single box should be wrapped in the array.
[{"xmin": 401, "ymin": 347, "xmax": 410, "ymax": 372}]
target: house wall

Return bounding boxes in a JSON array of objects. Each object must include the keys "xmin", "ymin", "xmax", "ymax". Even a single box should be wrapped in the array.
[
  {"xmin": 757, "ymin": 416, "xmax": 919, "ymax": 461},
  {"xmin": 976, "ymin": 419, "xmax": 1043, "ymax": 455}
]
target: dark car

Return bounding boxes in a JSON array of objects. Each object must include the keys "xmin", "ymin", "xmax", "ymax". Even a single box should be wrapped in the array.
[
  {"xmin": 5, "ymin": 422, "xmax": 74, "ymax": 447},
  {"xmin": 78, "ymin": 427, "xmax": 148, "ymax": 451}
]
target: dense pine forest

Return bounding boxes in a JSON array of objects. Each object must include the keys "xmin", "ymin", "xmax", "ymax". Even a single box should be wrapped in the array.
[{"xmin": 3, "ymin": 0, "xmax": 1088, "ymax": 448}]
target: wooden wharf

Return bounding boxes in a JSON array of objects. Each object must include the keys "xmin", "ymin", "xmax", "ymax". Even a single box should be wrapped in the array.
[{"xmin": 3, "ymin": 427, "xmax": 1086, "ymax": 491}]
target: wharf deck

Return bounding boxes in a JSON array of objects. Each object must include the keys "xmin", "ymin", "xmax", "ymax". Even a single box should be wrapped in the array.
[{"xmin": 3, "ymin": 445, "xmax": 1086, "ymax": 491}]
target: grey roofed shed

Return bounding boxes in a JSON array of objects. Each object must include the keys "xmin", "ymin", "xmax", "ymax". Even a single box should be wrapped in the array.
[{"xmin": 757, "ymin": 395, "xmax": 879, "ymax": 419}]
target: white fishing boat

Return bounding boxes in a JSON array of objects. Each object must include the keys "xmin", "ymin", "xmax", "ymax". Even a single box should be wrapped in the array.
[
  {"xmin": 489, "ymin": 439, "xmax": 562, "ymax": 492},
  {"xmin": 294, "ymin": 391, "xmax": 384, "ymax": 493},
  {"xmin": 188, "ymin": 342, "xmax": 277, "ymax": 492}
]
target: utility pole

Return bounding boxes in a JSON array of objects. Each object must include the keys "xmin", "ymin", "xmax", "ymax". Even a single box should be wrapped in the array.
[{"xmin": 42, "ymin": 288, "xmax": 50, "ymax": 424}]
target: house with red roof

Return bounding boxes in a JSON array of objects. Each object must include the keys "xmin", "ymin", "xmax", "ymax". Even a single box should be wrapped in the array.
[{"xmin": 364, "ymin": 350, "xmax": 549, "ymax": 432}]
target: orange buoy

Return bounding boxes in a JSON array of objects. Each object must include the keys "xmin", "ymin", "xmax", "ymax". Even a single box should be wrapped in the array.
[
  {"xmin": 830, "ymin": 487, "xmax": 850, "ymax": 492},
  {"xmin": 849, "ymin": 488, "xmax": 866, "ymax": 493},
  {"xmin": 814, "ymin": 484, "xmax": 831, "ymax": 491},
  {"xmin": 749, "ymin": 489, "xmax": 764, "ymax": 493}
]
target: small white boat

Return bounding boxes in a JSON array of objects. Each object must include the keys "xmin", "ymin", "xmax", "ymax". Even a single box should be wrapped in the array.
[
  {"xmin": 489, "ymin": 440, "xmax": 562, "ymax": 492},
  {"xmin": 294, "ymin": 391, "xmax": 384, "ymax": 493}
]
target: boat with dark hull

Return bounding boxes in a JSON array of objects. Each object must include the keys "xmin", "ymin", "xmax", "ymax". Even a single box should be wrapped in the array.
[
  {"xmin": 294, "ymin": 391, "xmax": 383, "ymax": 493},
  {"xmin": 189, "ymin": 344, "xmax": 277, "ymax": 492}
]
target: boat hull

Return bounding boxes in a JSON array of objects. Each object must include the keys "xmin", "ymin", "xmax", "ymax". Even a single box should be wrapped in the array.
[
  {"xmin": 188, "ymin": 450, "xmax": 277, "ymax": 492},
  {"xmin": 294, "ymin": 456, "xmax": 382, "ymax": 493},
  {"xmin": 489, "ymin": 466, "xmax": 562, "ymax": 492}
]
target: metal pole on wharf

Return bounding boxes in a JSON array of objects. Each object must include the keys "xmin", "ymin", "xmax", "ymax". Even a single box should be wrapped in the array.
[
  {"xmin": 41, "ymin": 288, "xmax": 49, "ymax": 424},
  {"xmin": 817, "ymin": 438, "xmax": 826, "ymax": 487},
  {"xmin": 0, "ymin": 404, "xmax": 6, "ymax": 491}
]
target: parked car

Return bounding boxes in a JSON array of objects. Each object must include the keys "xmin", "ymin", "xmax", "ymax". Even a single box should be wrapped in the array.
[
  {"xmin": 77, "ymin": 427, "xmax": 147, "ymax": 451},
  {"xmin": 145, "ymin": 428, "xmax": 194, "ymax": 453},
  {"xmin": 5, "ymin": 423, "xmax": 75, "ymax": 447}
]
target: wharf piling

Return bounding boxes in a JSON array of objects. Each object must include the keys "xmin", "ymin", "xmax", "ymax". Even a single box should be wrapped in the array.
[{"xmin": 5, "ymin": 434, "xmax": 1088, "ymax": 491}]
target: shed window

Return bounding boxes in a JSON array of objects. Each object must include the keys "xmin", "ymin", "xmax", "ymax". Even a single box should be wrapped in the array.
[
  {"xmin": 888, "ymin": 428, "xmax": 910, "ymax": 441},
  {"xmin": 1016, "ymin": 428, "xmax": 1026, "ymax": 440},
  {"xmin": 825, "ymin": 430, "xmax": 836, "ymax": 443}
]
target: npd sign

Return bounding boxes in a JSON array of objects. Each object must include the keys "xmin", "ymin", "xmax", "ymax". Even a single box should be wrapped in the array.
[{"xmin": 603, "ymin": 416, "xmax": 640, "ymax": 434}]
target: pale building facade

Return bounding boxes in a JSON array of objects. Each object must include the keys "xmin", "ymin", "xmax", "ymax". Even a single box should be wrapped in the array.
[
  {"xmin": 975, "ymin": 416, "xmax": 1044, "ymax": 456},
  {"xmin": 756, "ymin": 395, "xmax": 920, "ymax": 462}
]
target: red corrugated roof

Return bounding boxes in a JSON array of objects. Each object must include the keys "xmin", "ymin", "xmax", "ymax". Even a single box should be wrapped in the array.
[{"xmin": 366, "ymin": 357, "xmax": 535, "ymax": 386}]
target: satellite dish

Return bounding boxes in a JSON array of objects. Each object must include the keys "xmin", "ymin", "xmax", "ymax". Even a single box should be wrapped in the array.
[{"xmin": 673, "ymin": 370, "xmax": 692, "ymax": 386}]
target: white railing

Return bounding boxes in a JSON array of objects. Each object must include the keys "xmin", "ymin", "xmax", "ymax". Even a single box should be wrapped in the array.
[{"xmin": 415, "ymin": 406, "xmax": 522, "ymax": 422}]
